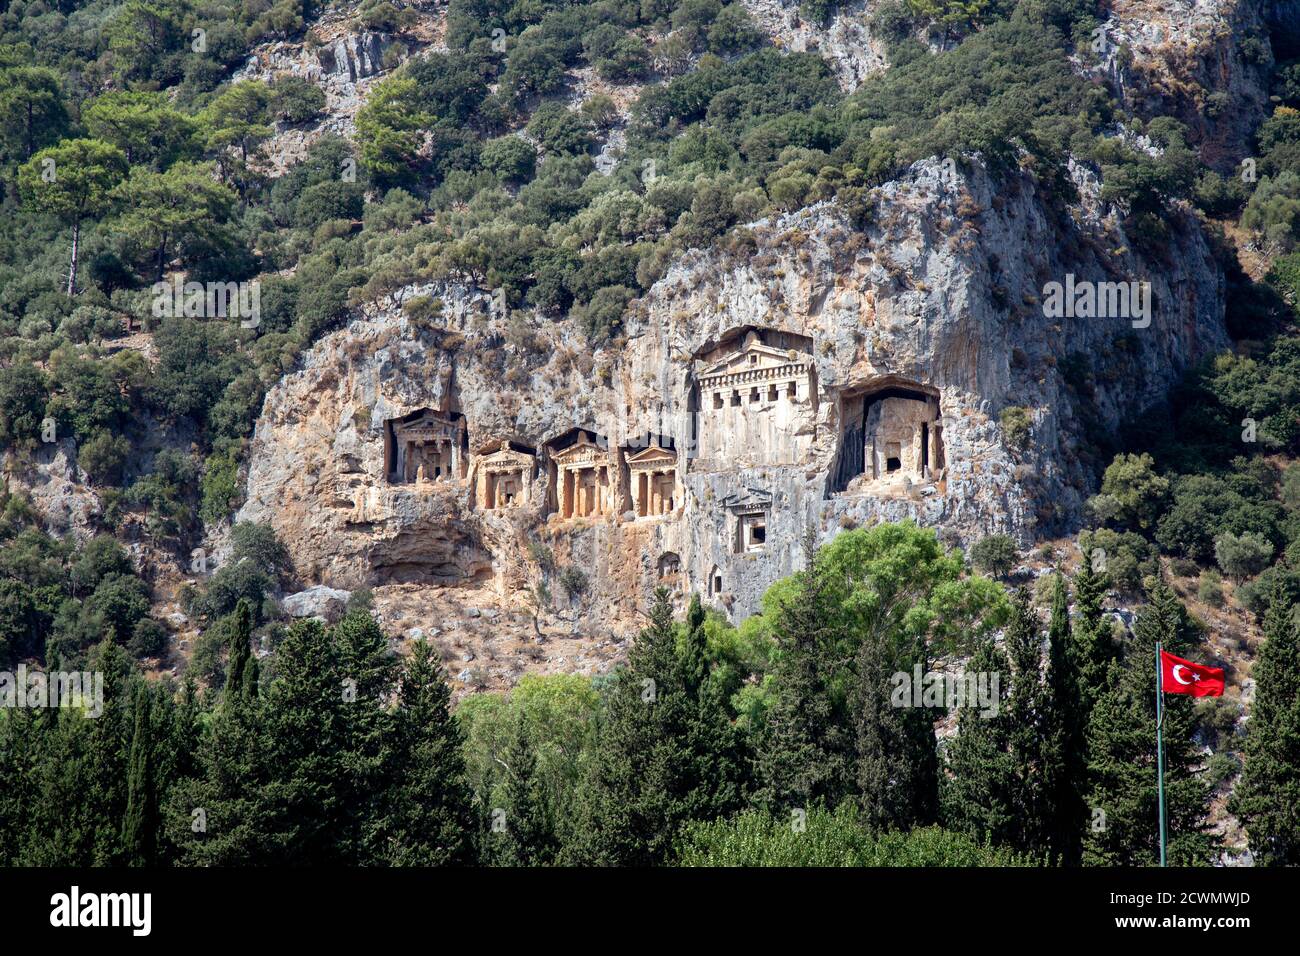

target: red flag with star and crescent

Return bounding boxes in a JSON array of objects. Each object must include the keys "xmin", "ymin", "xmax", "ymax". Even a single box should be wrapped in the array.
[{"xmin": 1159, "ymin": 650, "xmax": 1225, "ymax": 697}]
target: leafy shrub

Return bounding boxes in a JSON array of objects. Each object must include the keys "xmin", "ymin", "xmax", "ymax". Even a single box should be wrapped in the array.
[
  {"xmin": 1080, "ymin": 528, "xmax": 1157, "ymax": 593},
  {"xmin": 269, "ymin": 75, "xmax": 326, "ymax": 124},
  {"xmin": 78, "ymin": 430, "xmax": 131, "ymax": 486},
  {"xmin": 558, "ymin": 565, "xmax": 588, "ymax": 596},
  {"xmin": 1197, "ymin": 570, "xmax": 1225, "ymax": 608},
  {"xmin": 1242, "ymin": 171, "xmax": 1300, "ymax": 253},
  {"xmin": 677, "ymin": 806, "xmax": 1034, "ymax": 866},
  {"xmin": 526, "ymin": 102, "xmax": 593, "ymax": 156},
  {"xmin": 1213, "ymin": 531, "xmax": 1274, "ymax": 582},
  {"xmin": 998, "ymin": 406, "xmax": 1031, "ymax": 452},
  {"xmin": 128, "ymin": 617, "xmax": 168, "ymax": 658},
  {"xmin": 969, "ymin": 534, "xmax": 1017, "ymax": 577},
  {"xmin": 1087, "ymin": 452, "xmax": 1170, "ymax": 532},
  {"xmin": 480, "ymin": 136, "xmax": 538, "ymax": 184},
  {"xmin": 573, "ymin": 284, "xmax": 633, "ymax": 340}
]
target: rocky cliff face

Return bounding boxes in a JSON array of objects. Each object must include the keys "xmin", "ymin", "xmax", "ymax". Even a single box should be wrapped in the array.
[
  {"xmin": 238, "ymin": 157, "xmax": 1228, "ymax": 648},
  {"xmin": 740, "ymin": 0, "xmax": 889, "ymax": 89},
  {"xmin": 1095, "ymin": 0, "xmax": 1275, "ymax": 169},
  {"xmin": 233, "ymin": 7, "xmax": 445, "ymax": 173}
]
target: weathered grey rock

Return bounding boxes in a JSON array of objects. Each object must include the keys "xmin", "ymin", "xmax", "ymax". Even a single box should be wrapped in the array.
[
  {"xmin": 740, "ymin": 0, "xmax": 889, "ymax": 90},
  {"xmin": 282, "ymin": 584, "xmax": 352, "ymax": 621},
  {"xmin": 239, "ymin": 157, "xmax": 1227, "ymax": 630},
  {"xmin": 1084, "ymin": 0, "xmax": 1273, "ymax": 171}
]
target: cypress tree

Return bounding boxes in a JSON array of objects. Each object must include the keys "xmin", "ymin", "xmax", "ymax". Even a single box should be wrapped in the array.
[
  {"xmin": 333, "ymin": 608, "xmax": 396, "ymax": 864},
  {"xmin": 855, "ymin": 617, "xmax": 938, "ymax": 832},
  {"xmin": 164, "ymin": 679, "xmax": 272, "ymax": 865},
  {"xmin": 1045, "ymin": 573, "xmax": 1087, "ymax": 864},
  {"xmin": 941, "ymin": 638, "xmax": 1017, "ymax": 845},
  {"xmin": 383, "ymin": 638, "xmax": 476, "ymax": 865},
  {"xmin": 494, "ymin": 713, "xmax": 559, "ymax": 866},
  {"xmin": 1002, "ymin": 587, "xmax": 1053, "ymax": 855},
  {"xmin": 570, "ymin": 587, "xmax": 745, "ymax": 865},
  {"xmin": 225, "ymin": 598, "xmax": 253, "ymax": 699},
  {"xmin": 1083, "ymin": 580, "xmax": 1213, "ymax": 865},
  {"xmin": 1072, "ymin": 551, "xmax": 1117, "ymax": 708},
  {"xmin": 756, "ymin": 550, "xmax": 853, "ymax": 812},
  {"xmin": 121, "ymin": 684, "xmax": 157, "ymax": 866},
  {"xmin": 1231, "ymin": 581, "xmax": 1300, "ymax": 865}
]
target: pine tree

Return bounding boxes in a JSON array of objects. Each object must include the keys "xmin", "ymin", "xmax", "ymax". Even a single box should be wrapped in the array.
[
  {"xmin": 569, "ymin": 588, "xmax": 746, "ymax": 865},
  {"xmin": 121, "ymin": 684, "xmax": 157, "ymax": 866},
  {"xmin": 1083, "ymin": 580, "xmax": 1213, "ymax": 865},
  {"xmin": 382, "ymin": 639, "xmax": 476, "ymax": 865},
  {"xmin": 756, "ymin": 551, "xmax": 853, "ymax": 811},
  {"xmin": 1231, "ymin": 581, "xmax": 1300, "ymax": 865},
  {"xmin": 1045, "ymin": 573, "xmax": 1088, "ymax": 864}
]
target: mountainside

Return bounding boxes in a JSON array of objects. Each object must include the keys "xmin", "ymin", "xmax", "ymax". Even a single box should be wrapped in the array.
[
  {"xmin": 6, "ymin": 0, "xmax": 1300, "ymax": 871},
  {"xmin": 241, "ymin": 155, "xmax": 1228, "ymax": 642}
]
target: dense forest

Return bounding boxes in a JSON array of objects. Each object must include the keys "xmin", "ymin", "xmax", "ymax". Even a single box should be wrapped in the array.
[
  {"xmin": 1, "ymin": 519, "xmax": 1290, "ymax": 867},
  {"xmin": 1, "ymin": 0, "xmax": 1300, "ymax": 866}
]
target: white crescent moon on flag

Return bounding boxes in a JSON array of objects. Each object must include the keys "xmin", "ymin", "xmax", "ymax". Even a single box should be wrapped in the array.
[{"xmin": 1172, "ymin": 664, "xmax": 1194, "ymax": 685}]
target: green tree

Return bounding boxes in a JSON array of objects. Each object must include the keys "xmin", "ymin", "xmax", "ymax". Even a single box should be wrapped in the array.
[
  {"xmin": 380, "ymin": 639, "xmax": 476, "ymax": 865},
  {"xmin": 105, "ymin": 1, "xmax": 183, "ymax": 78},
  {"xmin": 121, "ymin": 685, "xmax": 158, "ymax": 866},
  {"xmin": 83, "ymin": 90, "xmax": 196, "ymax": 168},
  {"xmin": 0, "ymin": 66, "xmax": 68, "ymax": 162},
  {"xmin": 969, "ymin": 533, "xmax": 1017, "ymax": 577},
  {"xmin": 0, "ymin": 364, "xmax": 49, "ymax": 446},
  {"xmin": 569, "ymin": 589, "xmax": 747, "ymax": 865},
  {"xmin": 18, "ymin": 139, "xmax": 128, "ymax": 295},
  {"xmin": 1045, "ymin": 573, "xmax": 1087, "ymax": 865},
  {"xmin": 1072, "ymin": 549, "xmax": 1118, "ymax": 709},
  {"xmin": 491, "ymin": 714, "xmax": 559, "ymax": 866},
  {"xmin": 201, "ymin": 81, "xmax": 273, "ymax": 165},
  {"xmin": 1213, "ymin": 531, "xmax": 1274, "ymax": 582},
  {"xmin": 1083, "ymin": 580, "xmax": 1213, "ymax": 865},
  {"xmin": 756, "ymin": 541, "xmax": 854, "ymax": 812},
  {"xmin": 333, "ymin": 607, "xmax": 396, "ymax": 864},
  {"xmin": 112, "ymin": 162, "xmax": 237, "ymax": 281},
  {"xmin": 940, "ymin": 637, "xmax": 1017, "ymax": 845},
  {"xmin": 225, "ymin": 598, "xmax": 257, "ymax": 698},
  {"xmin": 1088, "ymin": 453, "xmax": 1171, "ymax": 531},
  {"xmin": 1002, "ymin": 588, "xmax": 1055, "ymax": 855},
  {"xmin": 355, "ymin": 76, "xmax": 432, "ymax": 186},
  {"xmin": 1230, "ymin": 582, "xmax": 1300, "ymax": 865}
]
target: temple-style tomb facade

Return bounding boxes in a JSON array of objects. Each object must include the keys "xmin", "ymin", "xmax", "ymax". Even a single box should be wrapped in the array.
[
  {"xmin": 626, "ymin": 443, "xmax": 678, "ymax": 517},
  {"xmin": 386, "ymin": 410, "xmax": 468, "ymax": 484},
  {"xmin": 475, "ymin": 443, "xmax": 535, "ymax": 510},
  {"xmin": 553, "ymin": 432, "xmax": 615, "ymax": 519},
  {"xmin": 694, "ymin": 330, "xmax": 814, "ymax": 466}
]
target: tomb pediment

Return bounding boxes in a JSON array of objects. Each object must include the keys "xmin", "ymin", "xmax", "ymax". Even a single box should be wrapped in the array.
[
  {"xmin": 480, "ymin": 446, "xmax": 533, "ymax": 471},
  {"xmin": 392, "ymin": 410, "xmax": 463, "ymax": 441},
  {"xmin": 626, "ymin": 444, "xmax": 677, "ymax": 469},
  {"xmin": 552, "ymin": 437, "xmax": 608, "ymax": 467},
  {"xmin": 720, "ymin": 487, "xmax": 773, "ymax": 512},
  {"xmin": 698, "ymin": 341, "xmax": 803, "ymax": 382}
]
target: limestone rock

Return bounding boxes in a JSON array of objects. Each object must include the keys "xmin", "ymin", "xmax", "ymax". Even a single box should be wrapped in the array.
[
  {"xmin": 239, "ymin": 157, "xmax": 1227, "ymax": 635},
  {"xmin": 282, "ymin": 585, "xmax": 353, "ymax": 622}
]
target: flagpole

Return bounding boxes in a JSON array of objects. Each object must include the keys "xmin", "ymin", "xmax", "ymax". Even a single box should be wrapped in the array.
[{"xmin": 1155, "ymin": 640, "xmax": 1167, "ymax": 867}]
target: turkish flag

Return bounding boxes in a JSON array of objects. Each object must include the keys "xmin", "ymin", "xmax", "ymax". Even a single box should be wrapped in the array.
[{"xmin": 1160, "ymin": 650, "xmax": 1225, "ymax": 697}]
